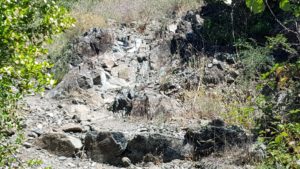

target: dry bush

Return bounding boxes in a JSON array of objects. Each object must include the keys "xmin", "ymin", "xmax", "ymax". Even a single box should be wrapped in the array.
[
  {"xmin": 73, "ymin": 0, "xmax": 202, "ymax": 23},
  {"xmin": 70, "ymin": 12, "xmax": 106, "ymax": 37},
  {"xmin": 182, "ymin": 79, "xmax": 258, "ymax": 130},
  {"xmin": 183, "ymin": 87, "xmax": 225, "ymax": 120}
]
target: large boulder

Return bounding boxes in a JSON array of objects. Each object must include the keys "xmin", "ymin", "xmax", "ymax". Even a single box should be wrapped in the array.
[
  {"xmin": 77, "ymin": 74, "xmax": 93, "ymax": 89},
  {"xmin": 71, "ymin": 28, "xmax": 113, "ymax": 66},
  {"xmin": 84, "ymin": 131, "xmax": 127, "ymax": 165},
  {"xmin": 124, "ymin": 133, "xmax": 188, "ymax": 164},
  {"xmin": 184, "ymin": 120, "xmax": 248, "ymax": 158},
  {"xmin": 35, "ymin": 133, "xmax": 82, "ymax": 157},
  {"xmin": 112, "ymin": 88, "xmax": 134, "ymax": 114},
  {"xmin": 203, "ymin": 67, "xmax": 225, "ymax": 85}
]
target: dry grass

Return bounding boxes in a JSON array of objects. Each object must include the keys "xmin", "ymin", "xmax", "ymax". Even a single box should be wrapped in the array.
[
  {"xmin": 70, "ymin": 0, "xmax": 202, "ymax": 23},
  {"xmin": 182, "ymin": 82, "xmax": 259, "ymax": 130},
  {"xmin": 64, "ymin": 0, "xmax": 202, "ymax": 37},
  {"xmin": 183, "ymin": 87, "xmax": 225, "ymax": 120}
]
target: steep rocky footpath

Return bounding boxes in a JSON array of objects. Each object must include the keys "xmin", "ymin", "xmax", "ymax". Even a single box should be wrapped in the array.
[{"xmin": 17, "ymin": 11, "xmax": 261, "ymax": 169}]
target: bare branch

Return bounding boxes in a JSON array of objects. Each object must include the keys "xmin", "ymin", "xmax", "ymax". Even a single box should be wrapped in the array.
[{"xmin": 265, "ymin": 0, "xmax": 300, "ymax": 43}]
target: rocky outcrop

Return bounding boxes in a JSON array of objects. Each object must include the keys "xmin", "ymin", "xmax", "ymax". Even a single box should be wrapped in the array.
[
  {"xmin": 71, "ymin": 28, "xmax": 113, "ymax": 66},
  {"xmin": 55, "ymin": 120, "xmax": 250, "ymax": 166},
  {"xmin": 83, "ymin": 130, "xmax": 191, "ymax": 166},
  {"xmin": 21, "ymin": 7, "xmax": 254, "ymax": 168},
  {"xmin": 124, "ymin": 133, "xmax": 188, "ymax": 164}
]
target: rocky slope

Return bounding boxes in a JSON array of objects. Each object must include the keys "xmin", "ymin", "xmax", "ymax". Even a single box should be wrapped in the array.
[{"xmin": 17, "ymin": 10, "xmax": 261, "ymax": 169}]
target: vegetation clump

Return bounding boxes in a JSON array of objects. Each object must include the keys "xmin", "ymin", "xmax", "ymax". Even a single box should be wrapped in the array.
[{"xmin": 0, "ymin": 0, "xmax": 74, "ymax": 167}]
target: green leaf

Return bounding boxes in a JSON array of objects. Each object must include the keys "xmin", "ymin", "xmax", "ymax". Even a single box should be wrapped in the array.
[
  {"xmin": 245, "ymin": 0, "xmax": 265, "ymax": 13},
  {"xmin": 279, "ymin": 0, "xmax": 291, "ymax": 11}
]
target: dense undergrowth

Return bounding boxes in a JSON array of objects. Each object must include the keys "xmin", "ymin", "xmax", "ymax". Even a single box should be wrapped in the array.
[
  {"xmin": 202, "ymin": 0, "xmax": 300, "ymax": 168},
  {"xmin": 0, "ymin": 0, "xmax": 74, "ymax": 167}
]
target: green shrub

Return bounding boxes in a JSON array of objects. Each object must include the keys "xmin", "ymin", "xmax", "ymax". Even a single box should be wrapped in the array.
[
  {"xmin": 238, "ymin": 1, "xmax": 299, "ymax": 167},
  {"xmin": 223, "ymin": 101, "xmax": 256, "ymax": 130},
  {"xmin": 256, "ymin": 61, "xmax": 300, "ymax": 168},
  {"xmin": 200, "ymin": 0, "xmax": 278, "ymax": 46},
  {"xmin": 236, "ymin": 39, "xmax": 273, "ymax": 81},
  {"xmin": 0, "ymin": 0, "xmax": 74, "ymax": 167}
]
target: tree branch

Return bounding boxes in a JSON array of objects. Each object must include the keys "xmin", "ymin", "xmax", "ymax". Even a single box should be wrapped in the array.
[{"xmin": 265, "ymin": 0, "xmax": 300, "ymax": 43}]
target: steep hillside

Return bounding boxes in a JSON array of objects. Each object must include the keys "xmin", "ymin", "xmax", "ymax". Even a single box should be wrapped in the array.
[
  {"xmin": 15, "ymin": 3, "xmax": 260, "ymax": 169},
  {"xmin": 4, "ymin": 0, "xmax": 299, "ymax": 168}
]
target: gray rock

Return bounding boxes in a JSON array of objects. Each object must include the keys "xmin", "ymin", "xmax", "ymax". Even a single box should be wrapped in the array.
[
  {"xmin": 32, "ymin": 129, "xmax": 43, "ymax": 136},
  {"xmin": 112, "ymin": 88, "xmax": 134, "ymax": 114},
  {"xmin": 248, "ymin": 143, "xmax": 266, "ymax": 162},
  {"xmin": 121, "ymin": 157, "xmax": 132, "ymax": 167},
  {"xmin": 195, "ymin": 14, "xmax": 204, "ymax": 25},
  {"xmin": 23, "ymin": 142, "xmax": 32, "ymax": 148},
  {"xmin": 100, "ymin": 54, "xmax": 116, "ymax": 70},
  {"xmin": 168, "ymin": 24, "xmax": 178, "ymax": 33},
  {"xmin": 58, "ymin": 156, "xmax": 67, "ymax": 161},
  {"xmin": 35, "ymin": 133, "xmax": 83, "ymax": 157},
  {"xmin": 124, "ymin": 133, "xmax": 185, "ymax": 164},
  {"xmin": 226, "ymin": 75, "xmax": 235, "ymax": 84},
  {"xmin": 203, "ymin": 67, "xmax": 225, "ymax": 85},
  {"xmin": 74, "ymin": 28, "xmax": 113, "ymax": 58},
  {"xmin": 77, "ymin": 74, "xmax": 93, "ymax": 89},
  {"xmin": 112, "ymin": 89, "xmax": 183, "ymax": 119},
  {"xmin": 212, "ymin": 59, "xmax": 219, "ymax": 65},
  {"xmin": 28, "ymin": 132, "xmax": 38, "ymax": 138},
  {"xmin": 92, "ymin": 72, "xmax": 102, "ymax": 86},
  {"xmin": 111, "ymin": 65, "xmax": 136, "ymax": 82},
  {"xmin": 65, "ymin": 104, "xmax": 91, "ymax": 122},
  {"xmin": 85, "ymin": 131, "xmax": 127, "ymax": 165},
  {"xmin": 229, "ymin": 70, "xmax": 239, "ymax": 79},
  {"xmin": 67, "ymin": 163, "xmax": 76, "ymax": 168},
  {"xmin": 184, "ymin": 122, "xmax": 248, "ymax": 158},
  {"xmin": 61, "ymin": 124, "xmax": 83, "ymax": 133}
]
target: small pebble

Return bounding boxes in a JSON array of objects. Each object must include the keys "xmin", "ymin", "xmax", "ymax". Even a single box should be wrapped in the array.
[
  {"xmin": 67, "ymin": 163, "xmax": 76, "ymax": 168},
  {"xmin": 28, "ymin": 132, "xmax": 38, "ymax": 138},
  {"xmin": 23, "ymin": 142, "xmax": 32, "ymax": 148},
  {"xmin": 58, "ymin": 156, "xmax": 67, "ymax": 161},
  {"xmin": 122, "ymin": 157, "xmax": 132, "ymax": 167}
]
